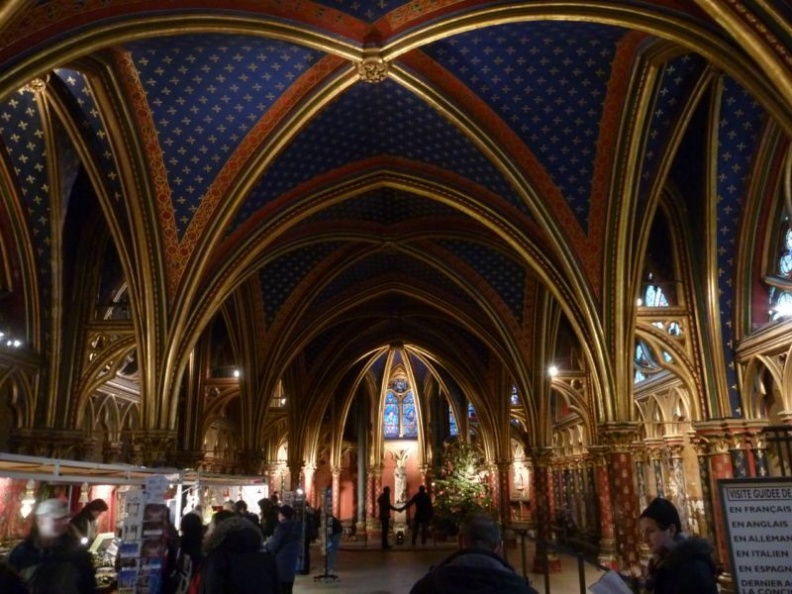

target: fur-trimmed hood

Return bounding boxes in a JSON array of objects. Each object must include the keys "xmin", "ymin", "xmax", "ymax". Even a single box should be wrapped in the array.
[
  {"xmin": 646, "ymin": 535, "xmax": 719, "ymax": 594},
  {"xmin": 658, "ymin": 534, "xmax": 715, "ymax": 569},
  {"xmin": 202, "ymin": 517, "xmax": 262, "ymax": 555}
]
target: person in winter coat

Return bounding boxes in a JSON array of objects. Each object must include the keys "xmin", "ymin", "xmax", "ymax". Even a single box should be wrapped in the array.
[
  {"xmin": 263, "ymin": 505, "xmax": 302, "ymax": 594},
  {"xmin": 8, "ymin": 499, "xmax": 97, "ymax": 594},
  {"xmin": 638, "ymin": 497, "xmax": 718, "ymax": 594},
  {"xmin": 377, "ymin": 486, "xmax": 399, "ymax": 549},
  {"xmin": 0, "ymin": 561, "xmax": 29, "ymax": 594},
  {"xmin": 409, "ymin": 514, "xmax": 536, "ymax": 594},
  {"xmin": 199, "ymin": 514, "xmax": 280, "ymax": 594},
  {"xmin": 69, "ymin": 498, "xmax": 108, "ymax": 546},
  {"xmin": 401, "ymin": 485, "xmax": 433, "ymax": 545}
]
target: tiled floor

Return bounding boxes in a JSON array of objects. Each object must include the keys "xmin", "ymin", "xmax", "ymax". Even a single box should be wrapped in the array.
[{"xmin": 294, "ymin": 539, "xmax": 606, "ymax": 594}]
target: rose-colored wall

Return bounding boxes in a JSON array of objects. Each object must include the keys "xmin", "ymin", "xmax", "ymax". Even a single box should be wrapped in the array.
[{"xmin": 0, "ymin": 478, "xmax": 118, "ymax": 547}]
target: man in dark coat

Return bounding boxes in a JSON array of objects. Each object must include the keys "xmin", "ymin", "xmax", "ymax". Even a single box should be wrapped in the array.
[
  {"xmin": 402, "ymin": 485, "xmax": 433, "ymax": 545},
  {"xmin": 377, "ymin": 486, "xmax": 399, "ymax": 549},
  {"xmin": 8, "ymin": 498, "xmax": 97, "ymax": 594},
  {"xmin": 199, "ymin": 515, "xmax": 279, "ymax": 594},
  {"xmin": 263, "ymin": 505, "xmax": 302, "ymax": 594},
  {"xmin": 409, "ymin": 514, "xmax": 536, "ymax": 594}
]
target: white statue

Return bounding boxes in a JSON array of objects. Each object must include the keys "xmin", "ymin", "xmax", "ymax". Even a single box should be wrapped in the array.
[{"xmin": 394, "ymin": 449, "xmax": 409, "ymax": 504}]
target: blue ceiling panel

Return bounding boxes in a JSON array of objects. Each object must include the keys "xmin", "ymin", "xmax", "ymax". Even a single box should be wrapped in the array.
[
  {"xmin": 124, "ymin": 34, "xmax": 323, "ymax": 238},
  {"xmin": 440, "ymin": 239, "xmax": 525, "ymax": 324},
  {"xmin": 302, "ymin": 187, "xmax": 465, "ymax": 225},
  {"xmin": 636, "ymin": 53, "xmax": 706, "ymax": 220},
  {"xmin": 259, "ymin": 241, "xmax": 342, "ymax": 326},
  {"xmin": 232, "ymin": 78, "xmax": 529, "ymax": 233},
  {"xmin": 0, "ymin": 88, "xmax": 53, "ymax": 312},
  {"xmin": 423, "ymin": 21, "xmax": 628, "ymax": 232},
  {"xmin": 312, "ymin": 249, "xmax": 478, "ymax": 311},
  {"xmin": 53, "ymin": 69, "xmax": 126, "ymax": 210},
  {"xmin": 714, "ymin": 75, "xmax": 766, "ymax": 417}
]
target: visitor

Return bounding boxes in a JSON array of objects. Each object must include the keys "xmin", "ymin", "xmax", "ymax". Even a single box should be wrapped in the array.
[
  {"xmin": 377, "ymin": 486, "xmax": 399, "ymax": 549},
  {"xmin": 401, "ymin": 485, "xmax": 433, "ymax": 545},
  {"xmin": 326, "ymin": 514, "xmax": 343, "ymax": 573},
  {"xmin": 8, "ymin": 498, "xmax": 97, "ymax": 594},
  {"xmin": 409, "ymin": 513, "xmax": 536, "ymax": 594},
  {"xmin": 199, "ymin": 511, "xmax": 278, "ymax": 594},
  {"xmin": 69, "ymin": 498, "xmax": 108, "ymax": 545},
  {"xmin": 263, "ymin": 504, "xmax": 302, "ymax": 594},
  {"xmin": 234, "ymin": 499, "xmax": 261, "ymax": 528},
  {"xmin": 638, "ymin": 497, "xmax": 718, "ymax": 594}
]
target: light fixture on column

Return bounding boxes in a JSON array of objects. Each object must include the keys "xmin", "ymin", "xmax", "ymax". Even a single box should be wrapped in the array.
[{"xmin": 20, "ymin": 480, "xmax": 36, "ymax": 518}]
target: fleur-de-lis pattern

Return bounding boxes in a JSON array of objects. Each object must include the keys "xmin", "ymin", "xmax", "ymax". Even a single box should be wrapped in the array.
[
  {"xmin": 233, "ymin": 79, "xmax": 528, "ymax": 231},
  {"xmin": 423, "ymin": 21, "xmax": 624, "ymax": 232},
  {"xmin": 125, "ymin": 34, "xmax": 322, "ymax": 238},
  {"xmin": 714, "ymin": 76, "xmax": 766, "ymax": 415}
]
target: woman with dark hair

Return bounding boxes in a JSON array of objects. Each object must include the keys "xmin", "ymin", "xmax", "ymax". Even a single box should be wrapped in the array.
[
  {"xmin": 638, "ymin": 498, "xmax": 718, "ymax": 594},
  {"xmin": 69, "ymin": 499, "xmax": 108, "ymax": 545}
]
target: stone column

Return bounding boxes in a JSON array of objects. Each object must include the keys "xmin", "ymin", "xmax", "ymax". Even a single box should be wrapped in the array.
[
  {"xmin": 645, "ymin": 438, "xmax": 664, "ymax": 498},
  {"xmin": 303, "ymin": 464, "xmax": 316, "ymax": 505},
  {"xmin": 664, "ymin": 439, "xmax": 687, "ymax": 528},
  {"xmin": 496, "ymin": 460, "xmax": 511, "ymax": 525},
  {"xmin": 331, "ymin": 466, "xmax": 341, "ymax": 518},
  {"xmin": 237, "ymin": 449, "xmax": 265, "ymax": 475},
  {"xmin": 268, "ymin": 466, "xmax": 280, "ymax": 498},
  {"xmin": 748, "ymin": 432, "xmax": 768, "ymax": 477},
  {"xmin": 599, "ymin": 423, "xmax": 641, "ymax": 568},
  {"xmin": 590, "ymin": 446, "xmax": 617, "ymax": 568},
  {"xmin": 692, "ymin": 422, "xmax": 738, "ymax": 594},
  {"xmin": 632, "ymin": 448, "xmax": 648, "ymax": 511},
  {"xmin": 288, "ymin": 460, "xmax": 303, "ymax": 492},
  {"xmin": 530, "ymin": 448, "xmax": 561, "ymax": 573},
  {"xmin": 366, "ymin": 466, "xmax": 382, "ymax": 544}
]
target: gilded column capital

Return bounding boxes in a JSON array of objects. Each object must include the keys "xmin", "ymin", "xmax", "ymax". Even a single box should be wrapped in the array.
[
  {"xmin": 529, "ymin": 447, "xmax": 555, "ymax": 467},
  {"xmin": 130, "ymin": 429, "xmax": 177, "ymax": 466},
  {"xmin": 236, "ymin": 449, "xmax": 266, "ymax": 475},
  {"xmin": 597, "ymin": 422, "xmax": 640, "ymax": 452},
  {"xmin": 587, "ymin": 445, "xmax": 608, "ymax": 467}
]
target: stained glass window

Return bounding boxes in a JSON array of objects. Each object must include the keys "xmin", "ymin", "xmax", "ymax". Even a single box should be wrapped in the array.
[
  {"xmin": 402, "ymin": 392, "xmax": 417, "ymax": 438},
  {"xmin": 382, "ymin": 379, "xmax": 419, "ymax": 440},
  {"xmin": 769, "ymin": 227, "xmax": 792, "ymax": 320},
  {"xmin": 510, "ymin": 385, "xmax": 520, "ymax": 406},
  {"xmin": 384, "ymin": 392, "xmax": 399, "ymax": 438},
  {"xmin": 468, "ymin": 402, "xmax": 477, "ymax": 420},
  {"xmin": 644, "ymin": 284, "xmax": 669, "ymax": 307},
  {"xmin": 449, "ymin": 407, "xmax": 458, "ymax": 436}
]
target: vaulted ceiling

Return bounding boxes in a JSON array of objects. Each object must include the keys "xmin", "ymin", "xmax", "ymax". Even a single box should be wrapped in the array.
[{"xmin": 1, "ymin": 1, "xmax": 790, "ymax": 455}]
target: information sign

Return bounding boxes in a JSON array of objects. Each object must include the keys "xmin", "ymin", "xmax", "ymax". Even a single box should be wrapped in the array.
[{"xmin": 719, "ymin": 478, "xmax": 792, "ymax": 594}]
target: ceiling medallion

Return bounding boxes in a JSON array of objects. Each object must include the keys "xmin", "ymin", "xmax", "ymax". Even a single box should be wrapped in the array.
[
  {"xmin": 20, "ymin": 77, "xmax": 47, "ymax": 94},
  {"xmin": 357, "ymin": 58, "xmax": 388, "ymax": 83}
]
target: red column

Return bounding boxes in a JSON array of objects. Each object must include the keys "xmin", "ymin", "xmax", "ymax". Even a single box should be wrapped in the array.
[
  {"xmin": 599, "ymin": 423, "xmax": 641, "ymax": 569},
  {"xmin": 531, "ymin": 448, "xmax": 561, "ymax": 573},
  {"xmin": 331, "ymin": 467, "xmax": 341, "ymax": 518}
]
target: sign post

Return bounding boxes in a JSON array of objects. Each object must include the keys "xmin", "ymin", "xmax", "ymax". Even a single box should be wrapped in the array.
[{"xmin": 719, "ymin": 478, "xmax": 792, "ymax": 593}]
